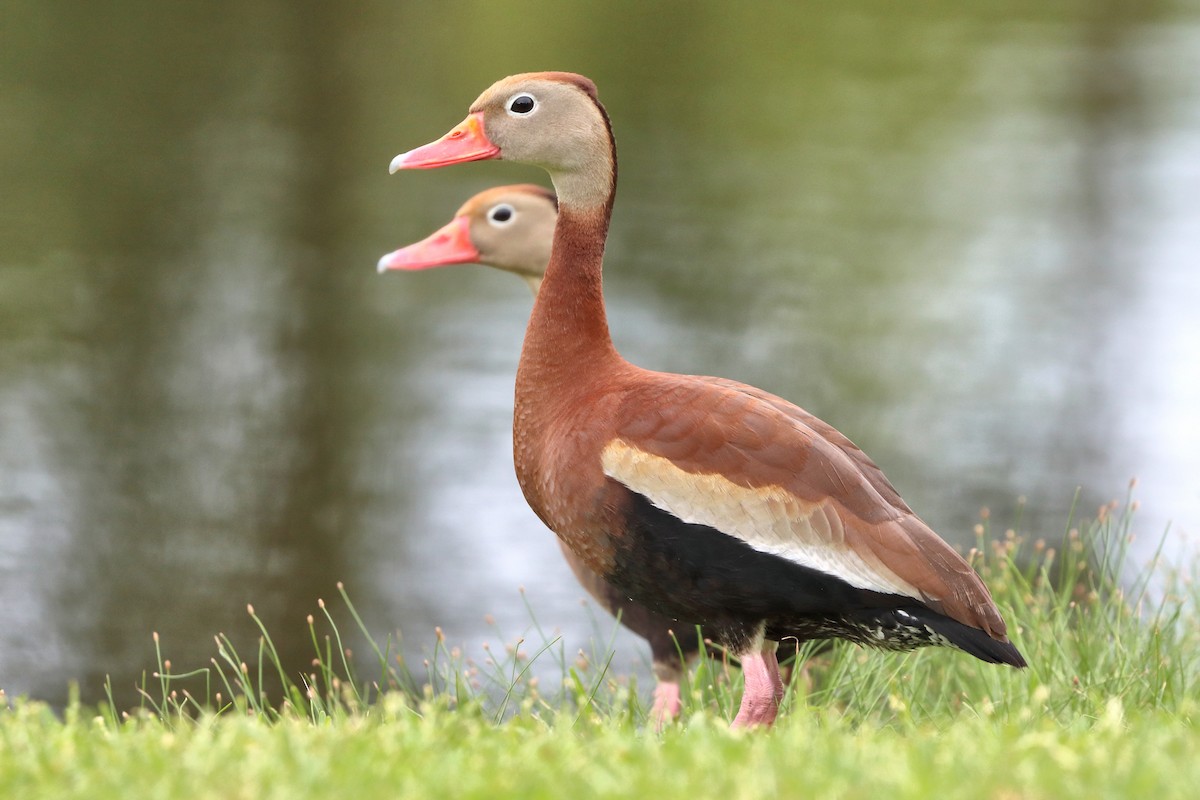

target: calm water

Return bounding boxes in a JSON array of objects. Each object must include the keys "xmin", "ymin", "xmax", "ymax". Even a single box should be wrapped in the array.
[{"xmin": 2, "ymin": 1, "xmax": 1198, "ymax": 707}]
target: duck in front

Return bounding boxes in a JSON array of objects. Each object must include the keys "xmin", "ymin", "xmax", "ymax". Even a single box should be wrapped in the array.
[
  {"xmin": 379, "ymin": 184, "xmax": 704, "ymax": 725},
  {"xmin": 388, "ymin": 72, "xmax": 1026, "ymax": 728}
]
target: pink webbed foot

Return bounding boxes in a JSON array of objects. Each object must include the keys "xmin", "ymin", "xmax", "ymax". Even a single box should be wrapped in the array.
[{"xmin": 650, "ymin": 680, "xmax": 683, "ymax": 731}]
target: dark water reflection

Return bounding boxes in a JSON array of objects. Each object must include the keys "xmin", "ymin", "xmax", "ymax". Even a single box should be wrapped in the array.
[{"xmin": 2, "ymin": 1, "xmax": 1197, "ymax": 706}]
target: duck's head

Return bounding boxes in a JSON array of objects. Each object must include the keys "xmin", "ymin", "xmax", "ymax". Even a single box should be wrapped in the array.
[
  {"xmin": 378, "ymin": 184, "xmax": 557, "ymax": 294},
  {"xmin": 390, "ymin": 72, "xmax": 613, "ymax": 210}
]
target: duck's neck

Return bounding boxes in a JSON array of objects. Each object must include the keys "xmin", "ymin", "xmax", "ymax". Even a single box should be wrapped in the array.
[
  {"xmin": 517, "ymin": 86, "xmax": 621, "ymax": 392},
  {"xmin": 516, "ymin": 83, "xmax": 623, "ymax": 420},
  {"xmin": 517, "ymin": 202, "xmax": 620, "ymax": 392}
]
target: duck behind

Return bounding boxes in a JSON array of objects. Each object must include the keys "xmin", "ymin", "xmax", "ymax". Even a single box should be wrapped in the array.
[{"xmin": 379, "ymin": 183, "xmax": 703, "ymax": 724}]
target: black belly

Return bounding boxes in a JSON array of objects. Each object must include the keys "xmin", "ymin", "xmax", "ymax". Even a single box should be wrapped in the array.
[{"xmin": 604, "ymin": 486, "xmax": 1019, "ymax": 664}]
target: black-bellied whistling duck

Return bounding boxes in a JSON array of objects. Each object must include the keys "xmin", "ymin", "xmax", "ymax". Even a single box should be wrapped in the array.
[
  {"xmin": 378, "ymin": 184, "xmax": 701, "ymax": 723},
  {"xmin": 378, "ymin": 184, "xmax": 555, "ymax": 294},
  {"xmin": 389, "ymin": 72, "xmax": 1026, "ymax": 728}
]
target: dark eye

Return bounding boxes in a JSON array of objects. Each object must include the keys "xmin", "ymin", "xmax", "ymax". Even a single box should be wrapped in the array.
[
  {"xmin": 506, "ymin": 93, "xmax": 537, "ymax": 116},
  {"xmin": 488, "ymin": 203, "xmax": 516, "ymax": 225}
]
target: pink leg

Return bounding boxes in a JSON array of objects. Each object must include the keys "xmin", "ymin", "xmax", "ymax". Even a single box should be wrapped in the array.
[
  {"xmin": 731, "ymin": 642, "xmax": 783, "ymax": 729},
  {"xmin": 764, "ymin": 647, "xmax": 785, "ymax": 705},
  {"xmin": 650, "ymin": 680, "xmax": 683, "ymax": 731}
]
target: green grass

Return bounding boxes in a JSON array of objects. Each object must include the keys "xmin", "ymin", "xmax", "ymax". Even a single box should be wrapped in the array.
[{"xmin": 1, "ymin": 490, "xmax": 1198, "ymax": 799}]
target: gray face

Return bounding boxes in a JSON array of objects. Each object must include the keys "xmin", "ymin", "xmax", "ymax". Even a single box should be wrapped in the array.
[
  {"xmin": 469, "ymin": 74, "xmax": 614, "ymax": 209},
  {"xmin": 461, "ymin": 187, "xmax": 558, "ymax": 291}
]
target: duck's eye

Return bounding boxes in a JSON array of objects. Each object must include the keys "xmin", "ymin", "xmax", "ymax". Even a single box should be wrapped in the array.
[
  {"xmin": 488, "ymin": 204, "xmax": 516, "ymax": 225},
  {"xmin": 506, "ymin": 93, "xmax": 537, "ymax": 116}
]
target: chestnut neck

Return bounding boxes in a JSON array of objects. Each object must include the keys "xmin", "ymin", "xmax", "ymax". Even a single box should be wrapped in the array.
[{"xmin": 517, "ymin": 204, "xmax": 620, "ymax": 395}]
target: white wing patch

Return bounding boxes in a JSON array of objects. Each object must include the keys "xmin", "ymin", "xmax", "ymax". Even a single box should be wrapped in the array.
[{"xmin": 601, "ymin": 440, "xmax": 922, "ymax": 600}]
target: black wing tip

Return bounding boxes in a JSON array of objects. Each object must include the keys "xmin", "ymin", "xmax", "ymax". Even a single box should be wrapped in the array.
[
  {"xmin": 923, "ymin": 612, "xmax": 1028, "ymax": 668},
  {"xmin": 973, "ymin": 637, "xmax": 1028, "ymax": 668},
  {"xmin": 998, "ymin": 641, "xmax": 1029, "ymax": 669},
  {"xmin": 874, "ymin": 606, "xmax": 1028, "ymax": 667}
]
